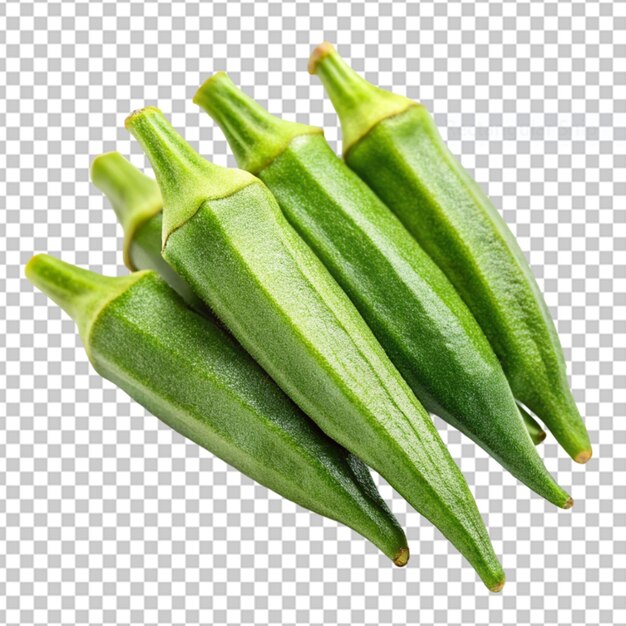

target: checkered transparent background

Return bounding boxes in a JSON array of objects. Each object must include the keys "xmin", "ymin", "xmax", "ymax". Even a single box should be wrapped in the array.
[{"xmin": 1, "ymin": 1, "xmax": 624, "ymax": 624}]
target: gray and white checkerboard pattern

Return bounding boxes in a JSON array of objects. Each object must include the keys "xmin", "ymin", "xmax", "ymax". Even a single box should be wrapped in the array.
[{"xmin": 1, "ymin": 0, "xmax": 624, "ymax": 624}]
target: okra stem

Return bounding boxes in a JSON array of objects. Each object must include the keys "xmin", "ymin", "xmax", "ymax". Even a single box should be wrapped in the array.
[
  {"xmin": 25, "ymin": 254, "xmax": 142, "ymax": 350},
  {"xmin": 125, "ymin": 107, "xmax": 253, "ymax": 243},
  {"xmin": 194, "ymin": 72, "xmax": 320, "ymax": 174},
  {"xmin": 309, "ymin": 42, "xmax": 414, "ymax": 155}
]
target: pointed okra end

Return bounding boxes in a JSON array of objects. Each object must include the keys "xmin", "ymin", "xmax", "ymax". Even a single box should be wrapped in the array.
[
  {"xmin": 308, "ymin": 42, "xmax": 416, "ymax": 156},
  {"xmin": 91, "ymin": 152, "xmax": 162, "ymax": 271},
  {"xmin": 473, "ymin": 547, "xmax": 506, "ymax": 592},
  {"xmin": 566, "ymin": 430, "xmax": 592, "ymax": 465},
  {"xmin": 25, "ymin": 254, "xmax": 146, "ymax": 354},
  {"xmin": 193, "ymin": 72, "xmax": 322, "ymax": 174},
  {"xmin": 125, "ymin": 106, "xmax": 254, "ymax": 245},
  {"xmin": 541, "ymin": 392, "xmax": 592, "ymax": 464},
  {"xmin": 393, "ymin": 546, "xmax": 410, "ymax": 567}
]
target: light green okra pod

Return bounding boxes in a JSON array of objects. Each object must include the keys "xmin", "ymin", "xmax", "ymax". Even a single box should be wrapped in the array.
[
  {"xmin": 192, "ymin": 74, "xmax": 564, "ymax": 508},
  {"xmin": 310, "ymin": 43, "xmax": 591, "ymax": 464},
  {"xmin": 26, "ymin": 254, "xmax": 410, "ymax": 565},
  {"xmin": 125, "ymin": 106, "xmax": 505, "ymax": 590}
]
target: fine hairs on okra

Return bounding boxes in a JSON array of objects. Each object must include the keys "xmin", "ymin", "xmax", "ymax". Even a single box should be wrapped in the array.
[
  {"xmin": 310, "ymin": 43, "xmax": 591, "ymax": 464},
  {"xmin": 25, "ymin": 254, "xmax": 410, "ymax": 565},
  {"xmin": 192, "ymin": 74, "xmax": 569, "ymax": 509},
  {"xmin": 125, "ymin": 106, "xmax": 505, "ymax": 590}
]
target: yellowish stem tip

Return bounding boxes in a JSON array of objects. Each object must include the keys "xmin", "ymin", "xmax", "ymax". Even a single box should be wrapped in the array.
[
  {"xmin": 490, "ymin": 578, "xmax": 506, "ymax": 593},
  {"xmin": 308, "ymin": 41, "xmax": 336, "ymax": 75},
  {"xmin": 25, "ymin": 253, "xmax": 44, "ymax": 280},
  {"xmin": 563, "ymin": 497, "xmax": 574, "ymax": 510},
  {"xmin": 575, "ymin": 449, "xmax": 592, "ymax": 464},
  {"xmin": 124, "ymin": 106, "xmax": 161, "ymax": 129},
  {"xmin": 393, "ymin": 547, "xmax": 409, "ymax": 567},
  {"xmin": 193, "ymin": 72, "xmax": 228, "ymax": 105}
]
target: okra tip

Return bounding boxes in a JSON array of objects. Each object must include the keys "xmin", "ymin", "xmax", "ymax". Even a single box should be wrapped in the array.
[
  {"xmin": 574, "ymin": 448, "xmax": 592, "ymax": 464},
  {"xmin": 308, "ymin": 41, "xmax": 336, "ymax": 75},
  {"xmin": 393, "ymin": 546, "xmax": 410, "ymax": 567}
]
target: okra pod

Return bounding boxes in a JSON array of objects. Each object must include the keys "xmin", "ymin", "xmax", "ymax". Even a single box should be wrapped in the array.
[
  {"xmin": 125, "ymin": 106, "xmax": 505, "ymax": 590},
  {"xmin": 26, "ymin": 254, "xmax": 410, "ymax": 565},
  {"xmin": 192, "ymin": 74, "xmax": 568, "ymax": 508},
  {"xmin": 310, "ymin": 43, "xmax": 591, "ymax": 463}
]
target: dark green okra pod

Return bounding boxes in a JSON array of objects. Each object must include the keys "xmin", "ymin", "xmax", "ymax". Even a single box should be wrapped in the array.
[
  {"xmin": 310, "ymin": 43, "xmax": 591, "ymax": 463},
  {"xmin": 26, "ymin": 254, "xmax": 410, "ymax": 565},
  {"xmin": 192, "ymin": 74, "xmax": 567, "ymax": 509},
  {"xmin": 125, "ymin": 106, "xmax": 505, "ymax": 590}
]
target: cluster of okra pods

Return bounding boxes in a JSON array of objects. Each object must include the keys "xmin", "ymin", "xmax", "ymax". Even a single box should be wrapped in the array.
[{"xmin": 28, "ymin": 44, "xmax": 591, "ymax": 591}]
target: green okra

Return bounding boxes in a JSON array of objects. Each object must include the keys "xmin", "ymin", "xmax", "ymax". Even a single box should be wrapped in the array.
[
  {"xmin": 94, "ymin": 147, "xmax": 542, "ymax": 457},
  {"xmin": 310, "ymin": 43, "xmax": 591, "ymax": 464},
  {"xmin": 26, "ymin": 254, "xmax": 410, "ymax": 565},
  {"xmin": 125, "ymin": 106, "xmax": 505, "ymax": 590},
  {"xmin": 192, "ymin": 74, "xmax": 568, "ymax": 508}
]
